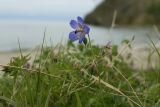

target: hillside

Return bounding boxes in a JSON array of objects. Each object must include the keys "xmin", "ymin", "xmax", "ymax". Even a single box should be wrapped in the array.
[{"xmin": 85, "ymin": 0, "xmax": 160, "ymax": 26}]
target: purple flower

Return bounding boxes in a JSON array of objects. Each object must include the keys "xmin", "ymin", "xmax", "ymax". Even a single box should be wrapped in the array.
[
  {"xmin": 23, "ymin": 63, "xmax": 30, "ymax": 69},
  {"xmin": 69, "ymin": 16, "xmax": 90, "ymax": 44}
]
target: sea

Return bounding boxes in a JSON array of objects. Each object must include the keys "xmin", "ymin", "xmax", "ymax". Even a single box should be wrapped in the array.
[{"xmin": 0, "ymin": 20, "xmax": 159, "ymax": 51}]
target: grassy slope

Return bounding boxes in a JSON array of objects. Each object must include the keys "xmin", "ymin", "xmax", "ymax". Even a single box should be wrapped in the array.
[{"xmin": 0, "ymin": 41, "xmax": 160, "ymax": 107}]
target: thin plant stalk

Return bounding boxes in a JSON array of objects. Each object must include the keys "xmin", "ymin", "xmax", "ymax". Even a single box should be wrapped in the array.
[{"xmin": 88, "ymin": 34, "xmax": 91, "ymax": 48}]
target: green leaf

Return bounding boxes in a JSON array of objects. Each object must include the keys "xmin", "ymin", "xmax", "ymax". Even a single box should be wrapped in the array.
[
  {"xmin": 112, "ymin": 45, "xmax": 118, "ymax": 56},
  {"xmin": 122, "ymin": 39, "xmax": 130, "ymax": 44},
  {"xmin": 75, "ymin": 92, "xmax": 82, "ymax": 107},
  {"xmin": 67, "ymin": 40, "xmax": 75, "ymax": 48},
  {"xmin": 83, "ymin": 37, "xmax": 88, "ymax": 46}
]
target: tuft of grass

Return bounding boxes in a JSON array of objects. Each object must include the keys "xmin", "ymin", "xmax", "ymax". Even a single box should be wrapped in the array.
[{"xmin": 0, "ymin": 38, "xmax": 159, "ymax": 107}]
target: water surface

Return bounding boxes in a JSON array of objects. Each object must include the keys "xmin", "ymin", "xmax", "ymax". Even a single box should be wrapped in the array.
[{"xmin": 0, "ymin": 20, "xmax": 159, "ymax": 51}]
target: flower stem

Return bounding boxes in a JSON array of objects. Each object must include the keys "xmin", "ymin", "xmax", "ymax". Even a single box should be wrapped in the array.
[{"xmin": 88, "ymin": 34, "xmax": 91, "ymax": 48}]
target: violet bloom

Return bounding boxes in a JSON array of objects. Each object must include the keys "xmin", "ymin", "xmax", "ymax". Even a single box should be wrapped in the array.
[{"xmin": 69, "ymin": 16, "xmax": 90, "ymax": 43}]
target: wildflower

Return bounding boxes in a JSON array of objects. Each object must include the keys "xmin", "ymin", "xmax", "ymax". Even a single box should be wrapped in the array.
[
  {"xmin": 69, "ymin": 16, "xmax": 90, "ymax": 43},
  {"xmin": 23, "ymin": 63, "xmax": 30, "ymax": 69},
  {"xmin": 105, "ymin": 41, "xmax": 112, "ymax": 49},
  {"xmin": 105, "ymin": 41, "xmax": 112, "ymax": 60}
]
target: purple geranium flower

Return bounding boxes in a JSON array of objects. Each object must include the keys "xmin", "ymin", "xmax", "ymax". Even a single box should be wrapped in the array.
[{"xmin": 69, "ymin": 16, "xmax": 90, "ymax": 44}]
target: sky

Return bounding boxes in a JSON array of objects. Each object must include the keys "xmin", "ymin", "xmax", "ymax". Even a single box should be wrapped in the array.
[{"xmin": 0, "ymin": 0, "xmax": 103, "ymax": 21}]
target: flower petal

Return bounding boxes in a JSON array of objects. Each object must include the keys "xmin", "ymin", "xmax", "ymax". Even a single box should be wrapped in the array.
[
  {"xmin": 75, "ymin": 32, "xmax": 82, "ymax": 38},
  {"xmin": 79, "ymin": 35, "xmax": 85, "ymax": 44},
  {"xmin": 69, "ymin": 31, "xmax": 78, "ymax": 41},
  {"xmin": 83, "ymin": 24, "xmax": 90, "ymax": 34},
  {"xmin": 77, "ymin": 16, "xmax": 84, "ymax": 24},
  {"xmin": 70, "ymin": 20, "xmax": 78, "ymax": 29}
]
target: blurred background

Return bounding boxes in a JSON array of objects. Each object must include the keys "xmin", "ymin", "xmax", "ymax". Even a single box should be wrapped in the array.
[
  {"xmin": 0, "ymin": 0, "xmax": 103, "ymax": 51},
  {"xmin": 0, "ymin": 0, "xmax": 159, "ymax": 51}
]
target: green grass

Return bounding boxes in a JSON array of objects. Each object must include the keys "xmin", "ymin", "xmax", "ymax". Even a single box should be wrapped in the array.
[{"xmin": 0, "ymin": 39, "xmax": 160, "ymax": 107}]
